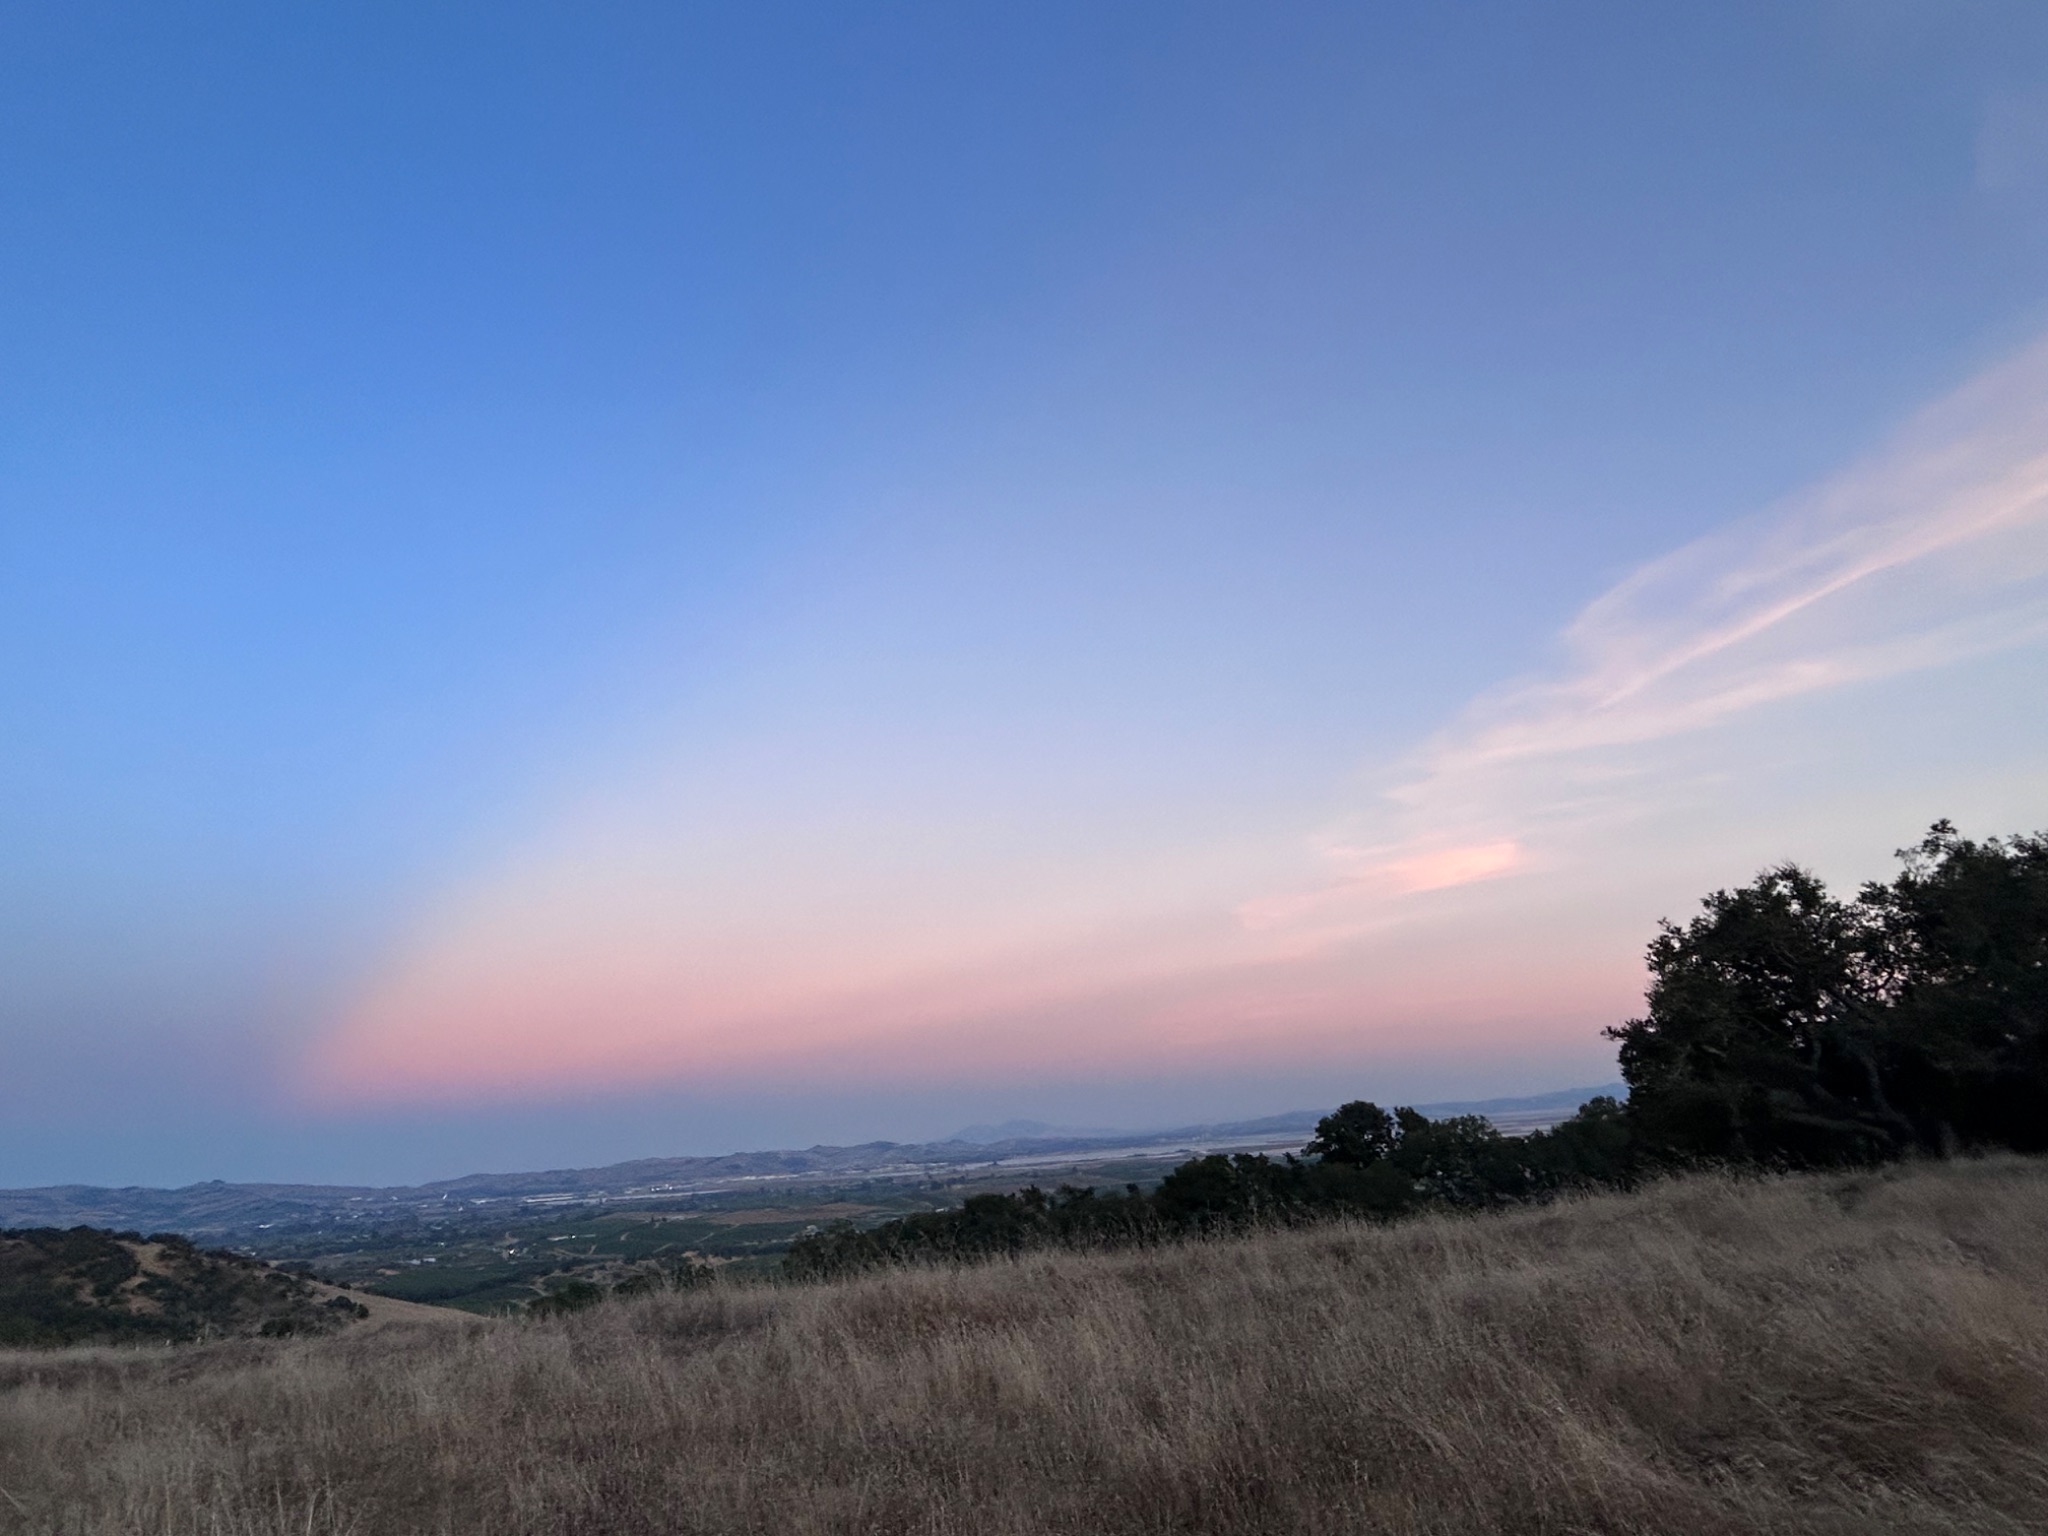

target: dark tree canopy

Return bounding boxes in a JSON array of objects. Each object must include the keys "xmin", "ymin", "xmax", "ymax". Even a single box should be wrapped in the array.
[
  {"xmin": 1610, "ymin": 821, "xmax": 2048, "ymax": 1165},
  {"xmin": 1861, "ymin": 822, "xmax": 2048, "ymax": 1152},
  {"xmin": 1304, "ymin": 1101, "xmax": 1398, "ymax": 1166}
]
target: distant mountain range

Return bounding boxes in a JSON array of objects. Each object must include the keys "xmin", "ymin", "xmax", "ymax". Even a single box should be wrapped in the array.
[
  {"xmin": 950, "ymin": 1084, "xmax": 1621, "ymax": 1145},
  {"xmin": 0, "ymin": 1084, "xmax": 1623, "ymax": 1240}
]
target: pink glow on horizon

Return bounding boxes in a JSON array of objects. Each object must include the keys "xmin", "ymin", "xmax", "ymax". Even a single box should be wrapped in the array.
[
  {"xmin": 309, "ymin": 933, "xmax": 1634, "ymax": 1108},
  {"xmin": 305, "ymin": 842, "xmax": 1633, "ymax": 1108}
]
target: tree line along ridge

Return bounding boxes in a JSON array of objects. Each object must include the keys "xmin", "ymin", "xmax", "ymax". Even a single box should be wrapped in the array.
[{"xmin": 783, "ymin": 820, "xmax": 2047, "ymax": 1280}]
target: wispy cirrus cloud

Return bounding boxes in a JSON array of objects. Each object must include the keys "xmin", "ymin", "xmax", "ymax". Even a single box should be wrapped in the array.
[{"xmin": 1252, "ymin": 336, "xmax": 2048, "ymax": 938}]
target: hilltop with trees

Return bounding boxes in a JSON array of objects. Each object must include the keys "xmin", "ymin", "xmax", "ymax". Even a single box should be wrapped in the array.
[{"xmin": 789, "ymin": 820, "xmax": 2048, "ymax": 1277}]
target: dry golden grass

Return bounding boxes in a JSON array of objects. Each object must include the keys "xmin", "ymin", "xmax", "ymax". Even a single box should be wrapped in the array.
[{"xmin": 2, "ymin": 1157, "xmax": 2044, "ymax": 1535}]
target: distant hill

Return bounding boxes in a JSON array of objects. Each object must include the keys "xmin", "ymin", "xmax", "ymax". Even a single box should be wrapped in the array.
[
  {"xmin": 950, "ymin": 1119, "xmax": 1070, "ymax": 1143},
  {"xmin": 0, "ymin": 1227, "xmax": 361, "ymax": 1346},
  {"xmin": 0, "ymin": 1084, "xmax": 1624, "ymax": 1241},
  {"xmin": 1407, "ymin": 1084, "xmax": 1626, "ymax": 1115},
  {"xmin": 951, "ymin": 1086, "xmax": 1623, "ymax": 1147}
]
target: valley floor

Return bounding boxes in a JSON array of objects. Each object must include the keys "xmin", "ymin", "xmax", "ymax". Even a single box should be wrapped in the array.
[{"xmin": 1, "ymin": 1157, "xmax": 2044, "ymax": 1535}]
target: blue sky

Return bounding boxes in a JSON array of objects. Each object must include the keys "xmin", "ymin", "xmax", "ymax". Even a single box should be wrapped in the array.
[{"xmin": 4, "ymin": 2, "xmax": 2047, "ymax": 1186}]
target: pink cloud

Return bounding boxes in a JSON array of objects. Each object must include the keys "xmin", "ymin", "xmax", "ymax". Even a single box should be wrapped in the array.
[
  {"xmin": 1385, "ymin": 840, "xmax": 1522, "ymax": 893},
  {"xmin": 1235, "ymin": 839, "xmax": 1523, "ymax": 932}
]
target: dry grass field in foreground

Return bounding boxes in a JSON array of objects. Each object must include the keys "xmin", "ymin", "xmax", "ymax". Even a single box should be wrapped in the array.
[{"xmin": 2, "ymin": 1158, "xmax": 2045, "ymax": 1536}]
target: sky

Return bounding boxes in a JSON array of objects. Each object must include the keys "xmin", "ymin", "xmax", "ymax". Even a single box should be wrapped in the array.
[{"xmin": 4, "ymin": 1, "xmax": 2048, "ymax": 1187}]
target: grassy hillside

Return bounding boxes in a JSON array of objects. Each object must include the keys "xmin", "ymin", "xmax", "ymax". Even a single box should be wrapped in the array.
[
  {"xmin": 1, "ymin": 1157, "xmax": 2043, "ymax": 1534},
  {"xmin": 0, "ymin": 1227, "xmax": 360, "ymax": 1347}
]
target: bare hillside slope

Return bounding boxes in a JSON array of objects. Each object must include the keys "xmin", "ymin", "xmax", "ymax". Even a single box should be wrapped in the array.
[{"xmin": 2, "ymin": 1157, "xmax": 2043, "ymax": 1535}]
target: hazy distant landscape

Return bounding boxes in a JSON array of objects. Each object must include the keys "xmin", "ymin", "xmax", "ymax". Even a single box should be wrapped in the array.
[
  {"xmin": 0, "ymin": 1087, "xmax": 1615, "ymax": 1310},
  {"xmin": 0, "ymin": 1085, "xmax": 1611, "ymax": 1235}
]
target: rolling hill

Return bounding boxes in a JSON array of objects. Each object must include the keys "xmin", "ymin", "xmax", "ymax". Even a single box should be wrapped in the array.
[{"xmin": 0, "ymin": 1226, "xmax": 361, "ymax": 1346}]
